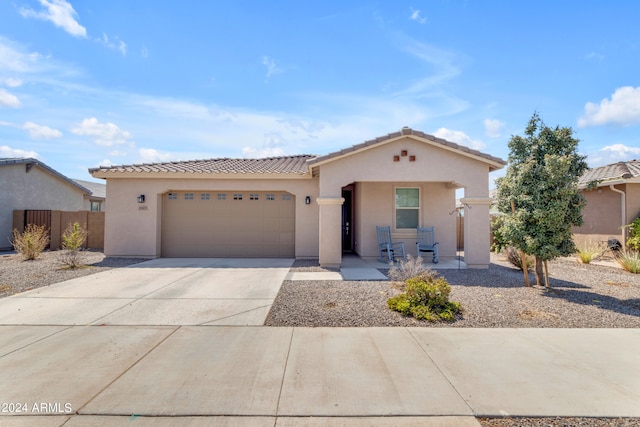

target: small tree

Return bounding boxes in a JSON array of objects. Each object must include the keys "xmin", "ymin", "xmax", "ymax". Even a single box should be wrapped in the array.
[
  {"xmin": 11, "ymin": 224, "xmax": 49, "ymax": 260},
  {"xmin": 495, "ymin": 113, "xmax": 588, "ymax": 287},
  {"xmin": 59, "ymin": 222, "xmax": 89, "ymax": 268}
]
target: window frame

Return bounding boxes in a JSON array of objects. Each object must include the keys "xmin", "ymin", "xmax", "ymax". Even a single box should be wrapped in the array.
[{"xmin": 394, "ymin": 187, "xmax": 420, "ymax": 230}]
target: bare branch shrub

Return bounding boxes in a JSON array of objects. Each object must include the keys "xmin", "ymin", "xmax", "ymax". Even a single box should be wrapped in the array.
[{"xmin": 11, "ymin": 225, "xmax": 49, "ymax": 260}]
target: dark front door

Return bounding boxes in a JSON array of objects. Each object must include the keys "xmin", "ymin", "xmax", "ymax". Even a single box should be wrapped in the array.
[{"xmin": 342, "ymin": 186, "xmax": 353, "ymax": 252}]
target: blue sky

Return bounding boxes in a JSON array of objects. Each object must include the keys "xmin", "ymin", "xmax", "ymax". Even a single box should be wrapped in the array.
[{"xmin": 1, "ymin": 1, "xmax": 639, "ymax": 184}]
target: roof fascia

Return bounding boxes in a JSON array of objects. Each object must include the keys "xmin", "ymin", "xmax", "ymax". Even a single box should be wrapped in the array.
[{"xmin": 90, "ymin": 170, "xmax": 313, "ymax": 180}]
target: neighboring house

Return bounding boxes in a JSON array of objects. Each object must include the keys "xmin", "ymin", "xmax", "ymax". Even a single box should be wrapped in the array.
[
  {"xmin": 574, "ymin": 160, "xmax": 640, "ymax": 248},
  {"xmin": 73, "ymin": 179, "xmax": 106, "ymax": 212},
  {"xmin": 0, "ymin": 158, "xmax": 96, "ymax": 250},
  {"xmin": 89, "ymin": 128, "xmax": 506, "ymax": 268}
]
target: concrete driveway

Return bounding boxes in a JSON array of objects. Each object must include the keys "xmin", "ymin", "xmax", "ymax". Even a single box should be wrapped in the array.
[{"xmin": 0, "ymin": 258, "xmax": 293, "ymax": 326}]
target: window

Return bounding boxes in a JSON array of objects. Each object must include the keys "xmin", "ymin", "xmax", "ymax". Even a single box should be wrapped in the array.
[
  {"xmin": 250, "ymin": 193, "xmax": 259, "ymax": 200},
  {"xmin": 282, "ymin": 194, "xmax": 292, "ymax": 201},
  {"xmin": 233, "ymin": 193, "xmax": 243, "ymax": 200},
  {"xmin": 200, "ymin": 193, "xmax": 210, "ymax": 200},
  {"xmin": 266, "ymin": 193, "xmax": 275, "ymax": 201},
  {"xmin": 184, "ymin": 193, "xmax": 194, "ymax": 200},
  {"xmin": 168, "ymin": 193, "xmax": 178, "ymax": 200},
  {"xmin": 90, "ymin": 201, "xmax": 101, "ymax": 212},
  {"xmin": 395, "ymin": 188, "xmax": 419, "ymax": 229},
  {"xmin": 217, "ymin": 193, "xmax": 226, "ymax": 200}
]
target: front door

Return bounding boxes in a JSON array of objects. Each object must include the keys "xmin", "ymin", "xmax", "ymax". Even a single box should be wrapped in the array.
[{"xmin": 342, "ymin": 186, "xmax": 354, "ymax": 252}]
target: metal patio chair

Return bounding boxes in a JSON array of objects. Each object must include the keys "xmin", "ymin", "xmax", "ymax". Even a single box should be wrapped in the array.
[
  {"xmin": 416, "ymin": 226, "xmax": 439, "ymax": 263},
  {"xmin": 376, "ymin": 225, "xmax": 406, "ymax": 262}
]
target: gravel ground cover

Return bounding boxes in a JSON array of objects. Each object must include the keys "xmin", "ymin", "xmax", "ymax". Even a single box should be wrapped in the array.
[
  {"xmin": 0, "ymin": 250, "xmax": 147, "ymax": 298},
  {"xmin": 265, "ymin": 253, "xmax": 640, "ymax": 328}
]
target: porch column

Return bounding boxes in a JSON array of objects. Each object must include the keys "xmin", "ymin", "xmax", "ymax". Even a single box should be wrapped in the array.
[
  {"xmin": 317, "ymin": 197, "xmax": 344, "ymax": 268},
  {"xmin": 460, "ymin": 197, "xmax": 492, "ymax": 268}
]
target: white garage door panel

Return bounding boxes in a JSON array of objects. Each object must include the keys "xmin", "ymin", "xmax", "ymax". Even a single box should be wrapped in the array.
[{"xmin": 161, "ymin": 191, "xmax": 294, "ymax": 257}]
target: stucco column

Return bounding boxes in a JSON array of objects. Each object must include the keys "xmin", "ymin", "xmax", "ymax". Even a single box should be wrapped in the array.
[
  {"xmin": 317, "ymin": 197, "xmax": 344, "ymax": 268},
  {"xmin": 461, "ymin": 197, "xmax": 492, "ymax": 268}
]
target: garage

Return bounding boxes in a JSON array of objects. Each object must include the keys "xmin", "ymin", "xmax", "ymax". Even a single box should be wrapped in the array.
[{"xmin": 161, "ymin": 190, "xmax": 295, "ymax": 257}]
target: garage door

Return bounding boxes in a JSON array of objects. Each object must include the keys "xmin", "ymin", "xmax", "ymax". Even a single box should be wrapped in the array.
[{"xmin": 161, "ymin": 191, "xmax": 295, "ymax": 257}]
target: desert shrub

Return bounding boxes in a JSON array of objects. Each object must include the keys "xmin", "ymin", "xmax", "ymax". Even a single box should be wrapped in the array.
[
  {"xmin": 490, "ymin": 214, "xmax": 509, "ymax": 252},
  {"xmin": 575, "ymin": 240, "xmax": 602, "ymax": 264},
  {"xmin": 504, "ymin": 246, "xmax": 534, "ymax": 271},
  {"xmin": 388, "ymin": 272, "xmax": 462, "ymax": 322},
  {"xmin": 627, "ymin": 216, "xmax": 640, "ymax": 251},
  {"xmin": 387, "ymin": 254, "xmax": 435, "ymax": 283},
  {"xmin": 58, "ymin": 222, "xmax": 89, "ymax": 268},
  {"xmin": 616, "ymin": 250, "xmax": 640, "ymax": 274},
  {"xmin": 11, "ymin": 224, "xmax": 49, "ymax": 260}
]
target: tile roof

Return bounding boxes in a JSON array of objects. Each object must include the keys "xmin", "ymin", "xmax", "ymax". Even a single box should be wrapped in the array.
[
  {"xmin": 307, "ymin": 127, "xmax": 507, "ymax": 170},
  {"xmin": 89, "ymin": 155, "xmax": 315, "ymax": 175},
  {"xmin": 1, "ymin": 158, "xmax": 92, "ymax": 194},
  {"xmin": 579, "ymin": 160, "xmax": 640, "ymax": 188}
]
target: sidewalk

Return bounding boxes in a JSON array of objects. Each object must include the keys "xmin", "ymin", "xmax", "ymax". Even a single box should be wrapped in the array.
[{"xmin": 1, "ymin": 326, "xmax": 639, "ymax": 426}]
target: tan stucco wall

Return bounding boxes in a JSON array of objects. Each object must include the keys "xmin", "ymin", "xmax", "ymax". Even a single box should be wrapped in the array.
[
  {"xmin": 354, "ymin": 182, "xmax": 456, "ymax": 260},
  {"xmin": 315, "ymin": 137, "xmax": 492, "ymax": 267},
  {"xmin": 574, "ymin": 183, "xmax": 640, "ymax": 247},
  {"xmin": 102, "ymin": 177, "xmax": 319, "ymax": 258},
  {"xmin": 0, "ymin": 164, "xmax": 85, "ymax": 249}
]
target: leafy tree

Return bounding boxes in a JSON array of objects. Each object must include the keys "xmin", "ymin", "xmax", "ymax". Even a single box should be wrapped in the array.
[{"xmin": 495, "ymin": 113, "xmax": 588, "ymax": 287}]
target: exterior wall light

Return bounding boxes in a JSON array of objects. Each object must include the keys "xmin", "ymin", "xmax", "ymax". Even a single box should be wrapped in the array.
[
  {"xmin": 137, "ymin": 194, "xmax": 146, "ymax": 203},
  {"xmin": 305, "ymin": 196, "xmax": 311, "ymax": 205}
]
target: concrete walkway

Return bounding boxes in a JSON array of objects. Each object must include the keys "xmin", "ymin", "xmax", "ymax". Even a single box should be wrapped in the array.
[{"xmin": 1, "ymin": 258, "xmax": 639, "ymax": 426}]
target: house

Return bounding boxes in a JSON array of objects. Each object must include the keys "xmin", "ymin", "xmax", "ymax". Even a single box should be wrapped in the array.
[
  {"xmin": 73, "ymin": 179, "xmax": 107, "ymax": 212},
  {"xmin": 89, "ymin": 128, "xmax": 506, "ymax": 268},
  {"xmin": 574, "ymin": 160, "xmax": 640, "ymax": 248},
  {"xmin": 0, "ymin": 158, "xmax": 104, "ymax": 250}
]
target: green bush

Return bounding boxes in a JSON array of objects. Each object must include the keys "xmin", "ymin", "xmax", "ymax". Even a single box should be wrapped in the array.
[
  {"xmin": 490, "ymin": 215, "xmax": 508, "ymax": 253},
  {"xmin": 388, "ymin": 272, "xmax": 462, "ymax": 322},
  {"xmin": 11, "ymin": 224, "xmax": 49, "ymax": 260},
  {"xmin": 627, "ymin": 216, "xmax": 640, "ymax": 251},
  {"xmin": 616, "ymin": 250, "xmax": 640, "ymax": 274},
  {"xmin": 59, "ymin": 222, "xmax": 89, "ymax": 268}
]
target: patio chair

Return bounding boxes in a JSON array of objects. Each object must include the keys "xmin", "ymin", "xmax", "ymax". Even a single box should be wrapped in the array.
[
  {"xmin": 416, "ymin": 226, "xmax": 439, "ymax": 263},
  {"xmin": 376, "ymin": 226, "xmax": 406, "ymax": 262}
]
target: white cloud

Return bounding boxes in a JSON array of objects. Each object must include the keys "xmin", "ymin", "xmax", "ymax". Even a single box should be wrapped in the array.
[
  {"xmin": 19, "ymin": 0, "xmax": 87, "ymax": 38},
  {"xmin": 0, "ymin": 145, "xmax": 39, "ymax": 158},
  {"xmin": 484, "ymin": 118, "xmax": 505, "ymax": 138},
  {"xmin": 433, "ymin": 127, "xmax": 486, "ymax": 150},
  {"xmin": 410, "ymin": 9, "xmax": 427, "ymax": 24},
  {"xmin": 97, "ymin": 33, "xmax": 127, "ymax": 56},
  {"xmin": 0, "ymin": 88, "xmax": 21, "ymax": 107},
  {"xmin": 588, "ymin": 144, "xmax": 640, "ymax": 167},
  {"xmin": 22, "ymin": 122, "xmax": 63, "ymax": 139},
  {"xmin": 141, "ymin": 46, "xmax": 149, "ymax": 59},
  {"xmin": 242, "ymin": 146, "xmax": 286, "ymax": 158},
  {"xmin": 578, "ymin": 86, "xmax": 640, "ymax": 127},
  {"xmin": 262, "ymin": 56, "xmax": 283, "ymax": 79},
  {"xmin": 4, "ymin": 77, "xmax": 23, "ymax": 87},
  {"xmin": 70, "ymin": 117, "xmax": 132, "ymax": 146},
  {"xmin": 138, "ymin": 148, "xmax": 180, "ymax": 163},
  {"xmin": 98, "ymin": 159, "xmax": 113, "ymax": 167}
]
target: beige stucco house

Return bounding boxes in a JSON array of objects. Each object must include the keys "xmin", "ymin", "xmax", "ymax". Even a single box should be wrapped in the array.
[
  {"xmin": 89, "ymin": 128, "xmax": 506, "ymax": 268},
  {"xmin": 574, "ymin": 160, "xmax": 640, "ymax": 247},
  {"xmin": 0, "ymin": 158, "xmax": 105, "ymax": 251}
]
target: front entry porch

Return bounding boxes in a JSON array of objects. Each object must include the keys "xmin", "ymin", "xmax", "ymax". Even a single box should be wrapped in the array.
[{"xmin": 285, "ymin": 254, "xmax": 467, "ymax": 282}]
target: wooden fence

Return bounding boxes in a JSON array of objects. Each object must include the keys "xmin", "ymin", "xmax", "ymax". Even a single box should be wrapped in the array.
[{"xmin": 13, "ymin": 210, "xmax": 105, "ymax": 250}]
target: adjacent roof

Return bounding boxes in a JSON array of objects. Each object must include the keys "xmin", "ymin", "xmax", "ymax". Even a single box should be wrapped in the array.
[
  {"xmin": 89, "ymin": 155, "xmax": 314, "ymax": 176},
  {"xmin": 307, "ymin": 127, "xmax": 507, "ymax": 171},
  {"xmin": 73, "ymin": 179, "xmax": 106, "ymax": 198},
  {"xmin": 579, "ymin": 160, "xmax": 640, "ymax": 188},
  {"xmin": 0, "ymin": 158, "xmax": 91, "ymax": 194}
]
